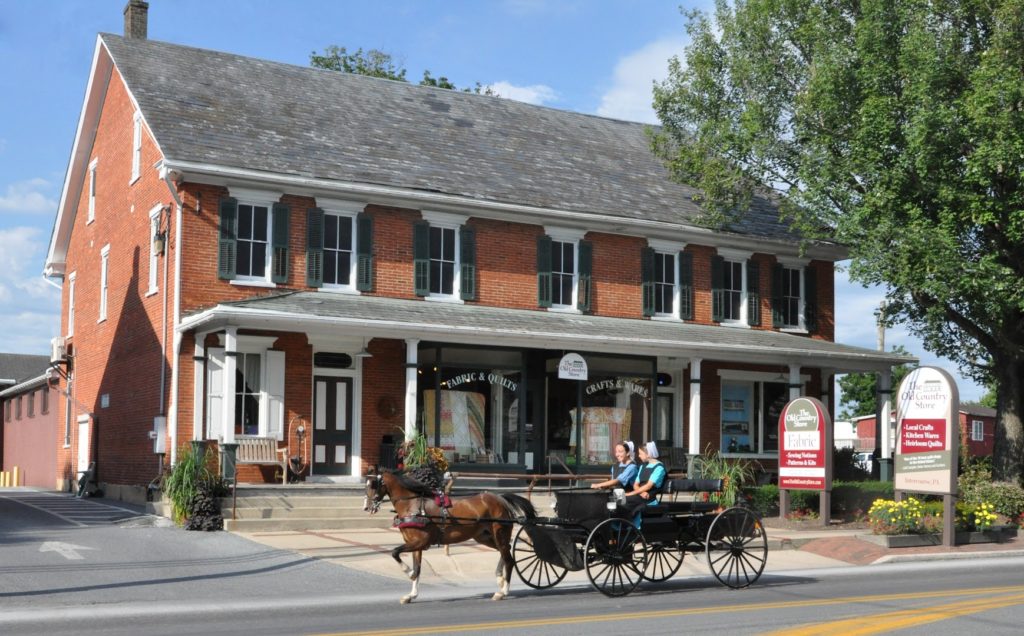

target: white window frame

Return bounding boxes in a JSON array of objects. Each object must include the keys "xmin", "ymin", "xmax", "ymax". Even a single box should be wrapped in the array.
[
  {"xmin": 87, "ymin": 159, "xmax": 98, "ymax": 224},
  {"xmin": 67, "ymin": 271, "xmax": 76, "ymax": 337},
  {"xmin": 718, "ymin": 369, "xmax": 810, "ymax": 457},
  {"xmin": 717, "ymin": 248, "xmax": 751, "ymax": 326},
  {"xmin": 131, "ymin": 111, "xmax": 142, "ymax": 183},
  {"xmin": 971, "ymin": 419, "xmax": 984, "ymax": 442},
  {"xmin": 546, "ymin": 226, "xmax": 585, "ymax": 313},
  {"xmin": 228, "ymin": 187, "xmax": 281, "ymax": 287},
  {"xmin": 422, "ymin": 210, "xmax": 466, "ymax": 303},
  {"xmin": 777, "ymin": 256, "xmax": 810, "ymax": 332},
  {"xmin": 147, "ymin": 204, "xmax": 161, "ymax": 295},
  {"xmin": 98, "ymin": 245, "xmax": 110, "ymax": 322},
  {"xmin": 648, "ymin": 239, "xmax": 685, "ymax": 320},
  {"xmin": 208, "ymin": 334, "xmax": 283, "ymax": 440},
  {"xmin": 318, "ymin": 198, "xmax": 362, "ymax": 293}
]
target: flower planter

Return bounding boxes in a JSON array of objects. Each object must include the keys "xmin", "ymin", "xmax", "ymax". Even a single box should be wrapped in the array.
[{"xmin": 859, "ymin": 525, "xmax": 1017, "ymax": 548}]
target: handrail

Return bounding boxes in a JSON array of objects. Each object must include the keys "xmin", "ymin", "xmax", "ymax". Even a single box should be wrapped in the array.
[{"xmin": 546, "ymin": 454, "xmax": 577, "ymax": 491}]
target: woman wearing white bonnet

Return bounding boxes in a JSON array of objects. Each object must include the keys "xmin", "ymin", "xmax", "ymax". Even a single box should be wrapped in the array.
[{"xmin": 622, "ymin": 441, "xmax": 667, "ymax": 517}]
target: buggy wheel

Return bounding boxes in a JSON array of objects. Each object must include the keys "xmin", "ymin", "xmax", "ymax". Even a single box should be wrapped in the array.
[
  {"xmin": 513, "ymin": 525, "xmax": 568, "ymax": 589},
  {"xmin": 642, "ymin": 542, "xmax": 684, "ymax": 582},
  {"xmin": 584, "ymin": 518, "xmax": 647, "ymax": 597},
  {"xmin": 705, "ymin": 506, "xmax": 767, "ymax": 589}
]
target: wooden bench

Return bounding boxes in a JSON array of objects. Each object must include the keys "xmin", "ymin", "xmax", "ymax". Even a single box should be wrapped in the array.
[{"xmin": 236, "ymin": 437, "xmax": 288, "ymax": 485}]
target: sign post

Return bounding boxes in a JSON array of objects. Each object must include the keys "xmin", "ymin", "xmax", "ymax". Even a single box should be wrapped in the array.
[
  {"xmin": 558, "ymin": 353, "xmax": 588, "ymax": 468},
  {"xmin": 894, "ymin": 366, "xmax": 959, "ymax": 547},
  {"xmin": 778, "ymin": 396, "xmax": 833, "ymax": 525}
]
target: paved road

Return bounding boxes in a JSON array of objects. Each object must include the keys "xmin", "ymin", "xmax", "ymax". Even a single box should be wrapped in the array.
[{"xmin": 3, "ymin": 489, "xmax": 1024, "ymax": 635}]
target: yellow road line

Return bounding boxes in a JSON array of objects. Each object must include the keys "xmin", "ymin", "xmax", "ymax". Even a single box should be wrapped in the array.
[
  {"xmin": 314, "ymin": 584, "xmax": 1024, "ymax": 636},
  {"xmin": 771, "ymin": 591, "xmax": 1024, "ymax": 635}
]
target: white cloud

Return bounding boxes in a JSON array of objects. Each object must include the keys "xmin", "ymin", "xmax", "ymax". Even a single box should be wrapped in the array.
[
  {"xmin": 489, "ymin": 81, "xmax": 558, "ymax": 106},
  {"xmin": 0, "ymin": 177, "xmax": 58, "ymax": 214},
  {"xmin": 595, "ymin": 37, "xmax": 686, "ymax": 124},
  {"xmin": 0, "ymin": 226, "xmax": 60, "ymax": 355}
]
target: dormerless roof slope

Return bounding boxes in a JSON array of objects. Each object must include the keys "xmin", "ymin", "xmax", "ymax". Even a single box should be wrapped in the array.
[{"xmin": 99, "ymin": 33, "xmax": 813, "ymax": 244}]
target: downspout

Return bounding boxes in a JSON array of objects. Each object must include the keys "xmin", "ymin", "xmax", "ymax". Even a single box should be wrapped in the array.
[{"xmin": 163, "ymin": 169, "xmax": 184, "ymax": 464}]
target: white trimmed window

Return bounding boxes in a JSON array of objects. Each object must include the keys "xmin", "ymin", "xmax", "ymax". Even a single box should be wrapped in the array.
[
  {"xmin": 971, "ymin": 419, "xmax": 984, "ymax": 442},
  {"xmin": 322, "ymin": 208, "xmax": 356, "ymax": 289},
  {"xmin": 219, "ymin": 188, "xmax": 288, "ymax": 287},
  {"xmin": 414, "ymin": 211, "xmax": 473, "ymax": 302},
  {"xmin": 776, "ymin": 257, "xmax": 809, "ymax": 330},
  {"xmin": 67, "ymin": 272, "xmax": 76, "ymax": 337},
  {"xmin": 131, "ymin": 111, "xmax": 142, "ymax": 182},
  {"xmin": 236, "ymin": 202, "xmax": 270, "ymax": 280},
  {"xmin": 205, "ymin": 335, "xmax": 285, "ymax": 441},
  {"xmin": 718, "ymin": 369, "xmax": 804, "ymax": 455},
  {"xmin": 713, "ymin": 248, "xmax": 751, "ymax": 324},
  {"xmin": 646, "ymin": 239, "xmax": 686, "ymax": 319},
  {"xmin": 98, "ymin": 245, "xmax": 110, "ymax": 322},
  {"xmin": 543, "ymin": 226, "xmax": 587, "ymax": 312},
  {"xmin": 87, "ymin": 159, "xmax": 98, "ymax": 224},
  {"xmin": 148, "ymin": 205, "xmax": 161, "ymax": 294}
]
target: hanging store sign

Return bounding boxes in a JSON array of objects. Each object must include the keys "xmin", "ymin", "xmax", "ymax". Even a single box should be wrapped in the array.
[
  {"xmin": 558, "ymin": 353, "xmax": 588, "ymax": 381},
  {"xmin": 778, "ymin": 396, "xmax": 832, "ymax": 491},
  {"xmin": 895, "ymin": 367, "xmax": 959, "ymax": 495}
]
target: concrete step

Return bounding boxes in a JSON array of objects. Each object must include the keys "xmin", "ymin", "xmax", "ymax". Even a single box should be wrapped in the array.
[
  {"xmin": 228, "ymin": 506, "xmax": 373, "ymax": 520},
  {"xmin": 223, "ymin": 515, "xmax": 393, "ymax": 532},
  {"xmin": 220, "ymin": 496, "xmax": 367, "ymax": 509}
]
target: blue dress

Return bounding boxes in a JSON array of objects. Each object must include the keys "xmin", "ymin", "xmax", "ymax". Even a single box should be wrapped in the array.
[{"xmin": 611, "ymin": 462, "xmax": 638, "ymax": 489}]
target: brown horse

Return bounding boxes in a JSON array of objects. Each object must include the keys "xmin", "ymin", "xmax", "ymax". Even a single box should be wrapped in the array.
[{"xmin": 364, "ymin": 468, "xmax": 536, "ymax": 604}]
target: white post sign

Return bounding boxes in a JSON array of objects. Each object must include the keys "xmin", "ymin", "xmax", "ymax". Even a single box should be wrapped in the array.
[{"xmin": 895, "ymin": 366, "xmax": 959, "ymax": 495}]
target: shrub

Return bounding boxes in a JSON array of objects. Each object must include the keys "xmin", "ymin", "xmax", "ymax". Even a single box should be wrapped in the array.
[
  {"xmin": 833, "ymin": 447, "xmax": 871, "ymax": 482},
  {"xmin": 956, "ymin": 501, "xmax": 998, "ymax": 532},
  {"xmin": 162, "ymin": 444, "xmax": 225, "ymax": 529},
  {"xmin": 693, "ymin": 448, "xmax": 755, "ymax": 506},
  {"xmin": 743, "ymin": 484, "xmax": 779, "ymax": 517},
  {"xmin": 957, "ymin": 460, "xmax": 1024, "ymax": 523}
]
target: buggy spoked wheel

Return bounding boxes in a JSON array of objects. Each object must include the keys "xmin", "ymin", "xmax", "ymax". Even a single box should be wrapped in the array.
[
  {"xmin": 584, "ymin": 518, "xmax": 647, "ymax": 597},
  {"xmin": 642, "ymin": 542, "xmax": 685, "ymax": 582},
  {"xmin": 513, "ymin": 525, "xmax": 568, "ymax": 589},
  {"xmin": 705, "ymin": 506, "xmax": 767, "ymax": 589}
]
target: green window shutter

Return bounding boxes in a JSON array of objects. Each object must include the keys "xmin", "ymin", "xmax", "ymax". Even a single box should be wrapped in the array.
[
  {"xmin": 305, "ymin": 207, "xmax": 324, "ymax": 288},
  {"xmin": 271, "ymin": 203, "xmax": 290, "ymax": 284},
  {"xmin": 771, "ymin": 263, "xmax": 784, "ymax": 327},
  {"xmin": 459, "ymin": 225, "xmax": 476, "ymax": 301},
  {"xmin": 217, "ymin": 198, "xmax": 237, "ymax": 280},
  {"xmin": 356, "ymin": 213, "xmax": 374, "ymax": 291},
  {"xmin": 710, "ymin": 255, "xmax": 724, "ymax": 322},
  {"xmin": 804, "ymin": 265, "xmax": 818, "ymax": 332},
  {"xmin": 577, "ymin": 240, "xmax": 593, "ymax": 312},
  {"xmin": 746, "ymin": 260, "xmax": 761, "ymax": 326},
  {"xmin": 678, "ymin": 251, "xmax": 693, "ymax": 320},
  {"xmin": 536, "ymin": 234, "xmax": 552, "ymax": 308},
  {"xmin": 641, "ymin": 246, "xmax": 655, "ymax": 317},
  {"xmin": 413, "ymin": 221, "xmax": 430, "ymax": 296}
]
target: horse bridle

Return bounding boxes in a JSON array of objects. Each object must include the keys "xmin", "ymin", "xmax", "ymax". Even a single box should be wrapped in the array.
[{"xmin": 364, "ymin": 473, "xmax": 385, "ymax": 514}]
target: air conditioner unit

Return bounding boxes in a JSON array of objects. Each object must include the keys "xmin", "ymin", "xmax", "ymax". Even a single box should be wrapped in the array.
[{"xmin": 50, "ymin": 336, "xmax": 66, "ymax": 364}]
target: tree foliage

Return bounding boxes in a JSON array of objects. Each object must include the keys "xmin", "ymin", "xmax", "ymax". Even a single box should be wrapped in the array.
[
  {"xmin": 839, "ymin": 346, "xmax": 915, "ymax": 420},
  {"xmin": 310, "ymin": 46, "xmax": 494, "ymax": 94},
  {"xmin": 653, "ymin": 0, "xmax": 1024, "ymax": 483}
]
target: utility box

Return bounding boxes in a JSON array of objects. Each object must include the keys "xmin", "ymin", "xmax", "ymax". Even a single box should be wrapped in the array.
[{"xmin": 152, "ymin": 416, "xmax": 166, "ymax": 454}]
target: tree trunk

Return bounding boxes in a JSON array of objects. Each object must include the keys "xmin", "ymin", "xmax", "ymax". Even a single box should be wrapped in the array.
[{"xmin": 992, "ymin": 357, "xmax": 1024, "ymax": 486}]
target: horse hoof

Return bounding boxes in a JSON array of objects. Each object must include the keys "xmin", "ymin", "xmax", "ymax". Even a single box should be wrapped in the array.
[
  {"xmin": 400, "ymin": 596, "xmax": 413, "ymax": 604},
  {"xmin": 491, "ymin": 593, "xmax": 506, "ymax": 601}
]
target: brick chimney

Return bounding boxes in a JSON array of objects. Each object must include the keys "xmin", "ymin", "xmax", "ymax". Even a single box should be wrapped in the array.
[{"xmin": 123, "ymin": 0, "xmax": 149, "ymax": 40}]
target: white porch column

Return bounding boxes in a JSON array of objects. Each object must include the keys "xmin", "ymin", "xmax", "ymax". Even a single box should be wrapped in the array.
[
  {"xmin": 879, "ymin": 369, "xmax": 893, "ymax": 459},
  {"xmin": 404, "ymin": 339, "xmax": 419, "ymax": 441},
  {"xmin": 222, "ymin": 327, "xmax": 237, "ymax": 444},
  {"xmin": 687, "ymin": 358, "xmax": 702, "ymax": 455},
  {"xmin": 192, "ymin": 335, "xmax": 206, "ymax": 441},
  {"xmin": 788, "ymin": 364, "xmax": 802, "ymax": 400}
]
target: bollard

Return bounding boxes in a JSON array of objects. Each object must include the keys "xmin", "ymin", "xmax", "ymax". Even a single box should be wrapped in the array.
[
  {"xmin": 13, "ymin": 466, "xmax": 20, "ymax": 487},
  {"xmin": 1, "ymin": 471, "xmax": 9, "ymax": 488}
]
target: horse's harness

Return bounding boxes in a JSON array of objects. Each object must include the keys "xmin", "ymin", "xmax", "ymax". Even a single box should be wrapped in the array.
[{"xmin": 366, "ymin": 473, "xmax": 455, "ymax": 535}]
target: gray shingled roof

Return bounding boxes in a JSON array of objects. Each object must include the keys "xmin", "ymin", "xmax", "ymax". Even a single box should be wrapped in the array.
[
  {"xmin": 181, "ymin": 292, "xmax": 912, "ymax": 371},
  {"xmin": 101, "ymin": 33, "xmax": 806, "ymax": 243},
  {"xmin": 0, "ymin": 354, "xmax": 50, "ymax": 385}
]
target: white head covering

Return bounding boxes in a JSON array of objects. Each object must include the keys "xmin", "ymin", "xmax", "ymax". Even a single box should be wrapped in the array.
[
  {"xmin": 645, "ymin": 441, "xmax": 660, "ymax": 459},
  {"xmin": 624, "ymin": 440, "xmax": 636, "ymax": 456}
]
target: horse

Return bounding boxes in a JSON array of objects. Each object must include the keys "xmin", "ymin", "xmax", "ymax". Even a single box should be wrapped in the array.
[{"xmin": 364, "ymin": 467, "xmax": 536, "ymax": 604}]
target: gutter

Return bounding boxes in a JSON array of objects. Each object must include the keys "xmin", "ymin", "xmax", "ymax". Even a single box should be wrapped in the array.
[
  {"xmin": 0, "ymin": 374, "xmax": 50, "ymax": 398},
  {"xmin": 160, "ymin": 159, "xmax": 848, "ymax": 261},
  {"xmin": 162, "ymin": 168, "xmax": 184, "ymax": 464}
]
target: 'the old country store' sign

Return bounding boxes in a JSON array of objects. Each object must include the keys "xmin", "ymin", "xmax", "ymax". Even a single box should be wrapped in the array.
[
  {"xmin": 895, "ymin": 367, "xmax": 959, "ymax": 495},
  {"xmin": 778, "ymin": 397, "xmax": 832, "ymax": 490}
]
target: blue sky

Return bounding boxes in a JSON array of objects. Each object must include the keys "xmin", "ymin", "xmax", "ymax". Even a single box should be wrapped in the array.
[{"xmin": 0, "ymin": 0, "xmax": 984, "ymax": 403}]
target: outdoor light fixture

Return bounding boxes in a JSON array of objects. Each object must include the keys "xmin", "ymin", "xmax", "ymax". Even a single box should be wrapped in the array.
[
  {"xmin": 152, "ymin": 230, "xmax": 166, "ymax": 255},
  {"xmin": 354, "ymin": 339, "xmax": 373, "ymax": 358}
]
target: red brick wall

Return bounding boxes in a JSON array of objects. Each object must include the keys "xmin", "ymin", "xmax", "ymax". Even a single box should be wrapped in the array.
[{"xmin": 57, "ymin": 67, "xmax": 175, "ymax": 487}]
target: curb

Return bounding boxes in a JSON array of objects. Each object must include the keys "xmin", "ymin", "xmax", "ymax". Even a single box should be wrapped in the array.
[{"xmin": 873, "ymin": 549, "xmax": 1024, "ymax": 565}]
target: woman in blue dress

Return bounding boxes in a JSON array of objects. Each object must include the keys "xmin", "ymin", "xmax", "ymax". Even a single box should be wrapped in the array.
[
  {"xmin": 622, "ymin": 441, "xmax": 667, "ymax": 517},
  {"xmin": 590, "ymin": 440, "xmax": 638, "ymax": 490}
]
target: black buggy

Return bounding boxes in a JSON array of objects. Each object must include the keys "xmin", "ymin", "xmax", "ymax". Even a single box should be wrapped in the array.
[{"xmin": 512, "ymin": 479, "xmax": 767, "ymax": 597}]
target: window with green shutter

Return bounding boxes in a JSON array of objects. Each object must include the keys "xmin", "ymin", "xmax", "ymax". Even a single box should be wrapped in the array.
[
  {"xmin": 711, "ymin": 255, "xmax": 725, "ymax": 322},
  {"xmin": 305, "ymin": 207, "xmax": 324, "ymax": 288},
  {"xmin": 413, "ymin": 221, "xmax": 430, "ymax": 296},
  {"xmin": 641, "ymin": 247, "xmax": 656, "ymax": 317},
  {"xmin": 678, "ymin": 251, "xmax": 693, "ymax": 320},
  {"xmin": 577, "ymin": 240, "xmax": 592, "ymax": 312},
  {"xmin": 804, "ymin": 265, "xmax": 817, "ymax": 332},
  {"xmin": 537, "ymin": 234, "xmax": 552, "ymax": 308},
  {"xmin": 746, "ymin": 260, "xmax": 760, "ymax": 326},
  {"xmin": 356, "ymin": 213, "xmax": 374, "ymax": 291},
  {"xmin": 218, "ymin": 198, "xmax": 238, "ymax": 280},
  {"xmin": 271, "ymin": 203, "xmax": 290, "ymax": 283},
  {"xmin": 771, "ymin": 263, "xmax": 784, "ymax": 327},
  {"xmin": 459, "ymin": 225, "xmax": 476, "ymax": 301}
]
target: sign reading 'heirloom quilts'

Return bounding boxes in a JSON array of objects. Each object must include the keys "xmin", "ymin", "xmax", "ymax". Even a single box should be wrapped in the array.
[
  {"xmin": 895, "ymin": 367, "xmax": 959, "ymax": 495},
  {"xmin": 778, "ymin": 397, "xmax": 833, "ymax": 491}
]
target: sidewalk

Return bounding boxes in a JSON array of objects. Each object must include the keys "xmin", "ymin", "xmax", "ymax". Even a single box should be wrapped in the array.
[{"xmin": 232, "ymin": 514, "xmax": 1024, "ymax": 585}]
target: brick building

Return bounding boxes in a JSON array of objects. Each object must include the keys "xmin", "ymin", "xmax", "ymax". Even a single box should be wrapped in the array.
[
  {"xmin": 42, "ymin": 5, "xmax": 910, "ymax": 501},
  {"xmin": 1, "ymin": 353, "xmax": 58, "ymax": 488}
]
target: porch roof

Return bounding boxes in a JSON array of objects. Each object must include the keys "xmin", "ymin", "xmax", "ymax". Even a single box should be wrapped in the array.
[{"xmin": 179, "ymin": 291, "xmax": 914, "ymax": 373}]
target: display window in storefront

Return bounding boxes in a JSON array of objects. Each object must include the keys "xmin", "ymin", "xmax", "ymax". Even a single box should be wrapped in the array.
[{"xmin": 720, "ymin": 379, "xmax": 787, "ymax": 454}]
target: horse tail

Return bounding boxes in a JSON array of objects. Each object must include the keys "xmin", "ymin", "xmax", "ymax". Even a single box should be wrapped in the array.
[{"xmin": 499, "ymin": 493, "xmax": 536, "ymax": 520}]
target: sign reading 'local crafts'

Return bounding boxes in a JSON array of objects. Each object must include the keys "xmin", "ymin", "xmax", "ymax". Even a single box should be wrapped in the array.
[
  {"xmin": 558, "ymin": 353, "xmax": 588, "ymax": 381},
  {"xmin": 778, "ymin": 396, "xmax": 832, "ymax": 491},
  {"xmin": 895, "ymin": 367, "xmax": 959, "ymax": 495}
]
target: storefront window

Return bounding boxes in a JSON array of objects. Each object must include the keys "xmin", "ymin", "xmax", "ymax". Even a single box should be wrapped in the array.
[
  {"xmin": 418, "ymin": 346, "xmax": 523, "ymax": 466},
  {"xmin": 721, "ymin": 380, "xmax": 787, "ymax": 454}
]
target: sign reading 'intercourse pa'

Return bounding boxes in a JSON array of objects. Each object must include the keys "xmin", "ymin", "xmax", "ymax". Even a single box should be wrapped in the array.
[{"xmin": 778, "ymin": 396, "xmax": 833, "ymax": 491}]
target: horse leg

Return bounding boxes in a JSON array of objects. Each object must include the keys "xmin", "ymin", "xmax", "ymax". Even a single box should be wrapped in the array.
[
  {"xmin": 491, "ymin": 522, "xmax": 513, "ymax": 601},
  {"xmin": 401, "ymin": 550, "xmax": 423, "ymax": 604}
]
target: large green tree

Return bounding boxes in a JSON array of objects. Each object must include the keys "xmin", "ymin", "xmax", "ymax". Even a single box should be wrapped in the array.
[
  {"xmin": 652, "ymin": 0, "xmax": 1024, "ymax": 482},
  {"xmin": 838, "ymin": 346, "xmax": 914, "ymax": 419}
]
